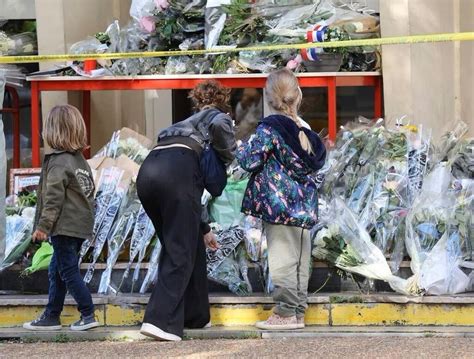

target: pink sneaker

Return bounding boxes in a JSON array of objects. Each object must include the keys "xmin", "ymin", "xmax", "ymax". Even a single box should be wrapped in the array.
[{"xmin": 255, "ymin": 314, "xmax": 299, "ymax": 330}]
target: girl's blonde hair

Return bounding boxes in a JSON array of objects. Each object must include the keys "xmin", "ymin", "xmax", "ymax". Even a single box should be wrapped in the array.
[
  {"xmin": 265, "ymin": 68, "xmax": 313, "ymax": 153},
  {"xmin": 43, "ymin": 104, "xmax": 88, "ymax": 152}
]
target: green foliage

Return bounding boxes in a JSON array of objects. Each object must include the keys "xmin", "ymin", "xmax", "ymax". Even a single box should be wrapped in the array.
[{"xmin": 220, "ymin": 0, "xmax": 269, "ymax": 46}]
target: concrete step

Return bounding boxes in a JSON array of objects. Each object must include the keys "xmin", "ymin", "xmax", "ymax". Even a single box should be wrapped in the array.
[
  {"xmin": 1, "ymin": 292, "xmax": 473, "ymax": 328},
  {"xmin": 1, "ymin": 326, "xmax": 474, "ymax": 342}
]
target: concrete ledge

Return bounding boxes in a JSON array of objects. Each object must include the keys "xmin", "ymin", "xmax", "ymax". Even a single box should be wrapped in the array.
[
  {"xmin": 2, "ymin": 292, "xmax": 474, "ymax": 306},
  {"xmin": 1, "ymin": 326, "xmax": 474, "ymax": 342}
]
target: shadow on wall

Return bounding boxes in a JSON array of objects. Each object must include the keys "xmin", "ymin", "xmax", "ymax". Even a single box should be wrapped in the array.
[{"xmin": 1, "ymin": 74, "xmax": 6, "ymax": 261}]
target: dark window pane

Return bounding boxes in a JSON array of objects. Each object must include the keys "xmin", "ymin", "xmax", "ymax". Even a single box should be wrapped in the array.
[{"xmin": 300, "ymin": 87, "xmax": 377, "ymax": 132}]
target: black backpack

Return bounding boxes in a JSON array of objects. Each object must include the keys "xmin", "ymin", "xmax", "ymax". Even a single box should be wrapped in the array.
[{"xmin": 200, "ymin": 142, "xmax": 227, "ymax": 197}]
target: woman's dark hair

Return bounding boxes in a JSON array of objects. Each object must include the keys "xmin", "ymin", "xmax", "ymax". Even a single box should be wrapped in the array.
[{"xmin": 189, "ymin": 80, "xmax": 231, "ymax": 114}]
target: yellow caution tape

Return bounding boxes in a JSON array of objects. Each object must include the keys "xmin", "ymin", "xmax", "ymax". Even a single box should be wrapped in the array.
[{"xmin": 0, "ymin": 32, "xmax": 473, "ymax": 64}]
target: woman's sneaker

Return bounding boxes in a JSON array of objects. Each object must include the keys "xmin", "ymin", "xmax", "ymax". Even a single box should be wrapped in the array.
[
  {"xmin": 23, "ymin": 313, "xmax": 62, "ymax": 331},
  {"xmin": 70, "ymin": 315, "xmax": 100, "ymax": 331},
  {"xmin": 255, "ymin": 314, "xmax": 299, "ymax": 330},
  {"xmin": 140, "ymin": 323, "xmax": 182, "ymax": 342}
]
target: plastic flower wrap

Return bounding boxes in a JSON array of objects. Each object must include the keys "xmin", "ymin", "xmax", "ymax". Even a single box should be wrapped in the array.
[
  {"xmin": 405, "ymin": 125, "xmax": 431, "ymax": 204},
  {"xmin": 139, "ymin": 238, "xmax": 162, "ymax": 294},
  {"xmin": 312, "ymin": 223, "xmax": 363, "ymax": 269},
  {"xmin": 241, "ymin": 216, "xmax": 263, "ymax": 262},
  {"xmin": 1, "ymin": 213, "xmax": 33, "ymax": 271},
  {"xmin": 450, "ymin": 138, "xmax": 474, "ymax": 180},
  {"xmin": 98, "ymin": 188, "xmax": 142, "ymax": 294},
  {"xmin": 405, "ymin": 163, "xmax": 456, "ymax": 274},
  {"xmin": 314, "ymin": 198, "xmax": 412, "ymax": 294},
  {"xmin": 82, "ymin": 167, "xmax": 128, "ymax": 283},
  {"xmin": 418, "ymin": 231, "xmax": 470, "ymax": 295},
  {"xmin": 119, "ymin": 205, "xmax": 155, "ymax": 291},
  {"xmin": 259, "ymin": 231, "xmax": 274, "ymax": 294},
  {"xmin": 436, "ymin": 120, "xmax": 468, "ymax": 164},
  {"xmin": 445, "ymin": 179, "xmax": 473, "ymax": 261},
  {"xmin": 206, "ymin": 227, "xmax": 251, "ymax": 295},
  {"xmin": 95, "ymin": 129, "xmax": 151, "ymax": 165},
  {"xmin": 368, "ymin": 172, "xmax": 408, "ymax": 273},
  {"xmin": 0, "ymin": 32, "xmax": 37, "ymax": 55}
]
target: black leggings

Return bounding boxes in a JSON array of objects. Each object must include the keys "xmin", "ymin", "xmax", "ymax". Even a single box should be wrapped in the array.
[{"xmin": 136, "ymin": 147, "xmax": 210, "ymax": 338}]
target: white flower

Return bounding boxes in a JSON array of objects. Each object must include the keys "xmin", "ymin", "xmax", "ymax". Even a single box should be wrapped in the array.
[
  {"xmin": 314, "ymin": 227, "xmax": 330, "ymax": 248},
  {"xmin": 21, "ymin": 207, "xmax": 36, "ymax": 224}
]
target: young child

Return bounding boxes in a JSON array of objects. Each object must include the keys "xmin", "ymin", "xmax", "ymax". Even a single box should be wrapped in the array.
[
  {"xmin": 23, "ymin": 104, "xmax": 99, "ymax": 331},
  {"xmin": 237, "ymin": 69, "xmax": 326, "ymax": 330}
]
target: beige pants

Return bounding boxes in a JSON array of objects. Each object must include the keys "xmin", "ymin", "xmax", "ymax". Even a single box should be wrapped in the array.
[{"xmin": 264, "ymin": 222, "xmax": 311, "ymax": 318}]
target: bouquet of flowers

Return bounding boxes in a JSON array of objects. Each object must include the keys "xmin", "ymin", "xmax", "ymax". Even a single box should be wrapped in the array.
[
  {"xmin": 206, "ymin": 226, "xmax": 251, "ymax": 295},
  {"xmin": 98, "ymin": 186, "xmax": 142, "ymax": 294},
  {"xmin": 313, "ymin": 198, "xmax": 412, "ymax": 294},
  {"xmin": 1, "ymin": 212, "xmax": 33, "ymax": 271}
]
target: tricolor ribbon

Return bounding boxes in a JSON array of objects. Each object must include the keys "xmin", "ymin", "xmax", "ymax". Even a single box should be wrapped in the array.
[
  {"xmin": 306, "ymin": 25, "xmax": 328, "ymax": 43},
  {"xmin": 301, "ymin": 48, "xmax": 320, "ymax": 61}
]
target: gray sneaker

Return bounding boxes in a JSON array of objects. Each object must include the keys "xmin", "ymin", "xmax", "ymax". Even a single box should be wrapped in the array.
[
  {"xmin": 23, "ymin": 313, "xmax": 62, "ymax": 331},
  {"xmin": 70, "ymin": 315, "xmax": 100, "ymax": 331}
]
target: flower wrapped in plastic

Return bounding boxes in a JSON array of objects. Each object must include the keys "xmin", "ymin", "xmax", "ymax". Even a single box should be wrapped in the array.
[
  {"xmin": 98, "ymin": 186, "xmax": 142, "ymax": 294},
  {"xmin": 405, "ymin": 163, "xmax": 456, "ymax": 274},
  {"xmin": 367, "ymin": 172, "xmax": 408, "ymax": 273},
  {"xmin": 241, "ymin": 216, "xmax": 263, "ymax": 262},
  {"xmin": 206, "ymin": 227, "xmax": 251, "ymax": 295},
  {"xmin": 447, "ymin": 179, "xmax": 473, "ymax": 261},
  {"xmin": 1, "ymin": 213, "xmax": 33, "ymax": 271},
  {"xmin": 405, "ymin": 125, "xmax": 431, "ymax": 204},
  {"xmin": 82, "ymin": 167, "xmax": 130, "ymax": 283},
  {"xmin": 435, "ymin": 120, "xmax": 468, "ymax": 164},
  {"xmin": 94, "ymin": 128, "xmax": 152, "ymax": 165},
  {"xmin": 119, "ymin": 205, "xmax": 155, "ymax": 292},
  {"xmin": 313, "ymin": 198, "xmax": 413, "ymax": 295},
  {"xmin": 450, "ymin": 138, "xmax": 474, "ymax": 180}
]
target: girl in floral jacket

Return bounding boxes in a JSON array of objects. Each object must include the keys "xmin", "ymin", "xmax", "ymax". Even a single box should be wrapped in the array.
[{"xmin": 237, "ymin": 69, "xmax": 326, "ymax": 330}]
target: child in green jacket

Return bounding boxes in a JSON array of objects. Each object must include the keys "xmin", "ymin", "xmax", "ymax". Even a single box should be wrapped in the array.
[{"xmin": 23, "ymin": 105, "xmax": 99, "ymax": 331}]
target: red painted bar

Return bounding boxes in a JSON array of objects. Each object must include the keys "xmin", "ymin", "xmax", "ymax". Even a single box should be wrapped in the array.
[
  {"xmin": 28, "ymin": 73, "xmax": 382, "ymax": 166},
  {"xmin": 30, "ymin": 81, "xmax": 41, "ymax": 167},
  {"xmin": 82, "ymin": 90, "xmax": 91, "ymax": 159}
]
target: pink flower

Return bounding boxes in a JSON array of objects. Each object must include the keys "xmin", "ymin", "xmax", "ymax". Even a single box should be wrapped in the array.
[
  {"xmin": 140, "ymin": 16, "xmax": 156, "ymax": 33},
  {"xmin": 286, "ymin": 59, "xmax": 299, "ymax": 70},
  {"xmin": 155, "ymin": 0, "xmax": 169, "ymax": 10}
]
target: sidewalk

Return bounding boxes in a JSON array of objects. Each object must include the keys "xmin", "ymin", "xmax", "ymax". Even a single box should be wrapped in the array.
[
  {"xmin": 1, "ymin": 325, "xmax": 474, "ymax": 342},
  {"xmin": 1, "ymin": 335, "xmax": 474, "ymax": 359}
]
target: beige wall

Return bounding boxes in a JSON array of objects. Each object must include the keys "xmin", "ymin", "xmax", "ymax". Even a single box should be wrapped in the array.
[
  {"xmin": 35, "ymin": 0, "xmax": 148, "ymax": 152},
  {"xmin": 380, "ymin": 0, "xmax": 474, "ymax": 140},
  {"xmin": 34, "ymin": 0, "xmax": 473, "ymax": 147},
  {"xmin": 1, "ymin": 0, "xmax": 36, "ymax": 19},
  {"xmin": 460, "ymin": 0, "xmax": 474, "ymax": 135}
]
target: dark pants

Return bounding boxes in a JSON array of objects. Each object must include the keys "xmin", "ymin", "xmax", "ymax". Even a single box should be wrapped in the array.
[
  {"xmin": 137, "ymin": 147, "xmax": 210, "ymax": 338},
  {"xmin": 45, "ymin": 236, "xmax": 95, "ymax": 318}
]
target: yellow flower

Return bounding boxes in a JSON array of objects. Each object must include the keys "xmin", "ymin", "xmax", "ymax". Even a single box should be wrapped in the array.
[{"xmin": 403, "ymin": 124, "xmax": 418, "ymax": 133}]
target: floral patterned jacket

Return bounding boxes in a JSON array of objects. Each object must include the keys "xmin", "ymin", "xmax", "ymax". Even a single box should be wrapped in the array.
[{"xmin": 236, "ymin": 115, "xmax": 326, "ymax": 229}]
